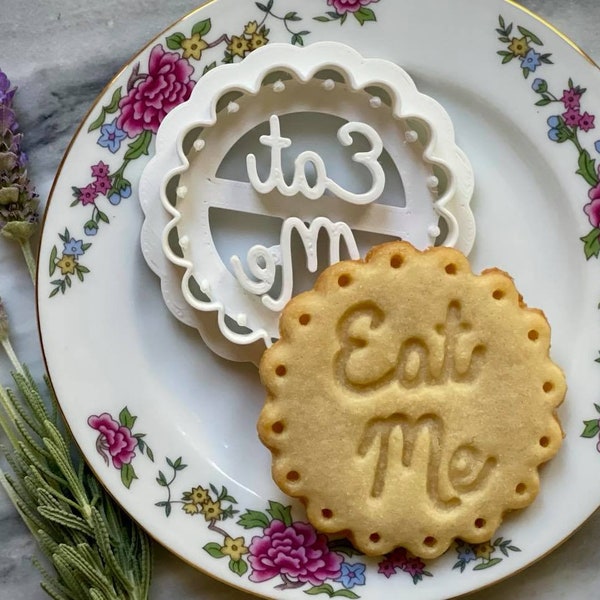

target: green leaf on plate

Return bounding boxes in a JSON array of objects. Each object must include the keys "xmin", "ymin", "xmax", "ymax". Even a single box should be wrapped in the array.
[
  {"xmin": 576, "ymin": 149, "xmax": 598, "ymax": 187},
  {"xmin": 229, "ymin": 558, "xmax": 248, "ymax": 576},
  {"xmin": 204, "ymin": 542, "xmax": 225, "ymax": 558},
  {"xmin": 192, "ymin": 19, "xmax": 212, "ymax": 37},
  {"xmin": 166, "ymin": 32, "xmax": 186, "ymax": 50},
  {"xmin": 581, "ymin": 228, "xmax": 600, "ymax": 259},
  {"xmin": 581, "ymin": 419, "xmax": 600, "ymax": 438},
  {"xmin": 119, "ymin": 406, "xmax": 136, "ymax": 429},
  {"xmin": 237, "ymin": 509, "xmax": 270, "ymax": 530},
  {"xmin": 266, "ymin": 500, "xmax": 293, "ymax": 526},
  {"xmin": 353, "ymin": 7, "xmax": 376, "ymax": 25},
  {"xmin": 120, "ymin": 463, "xmax": 137, "ymax": 489},
  {"xmin": 473, "ymin": 557, "xmax": 503, "ymax": 570},
  {"xmin": 517, "ymin": 25, "xmax": 543, "ymax": 46}
]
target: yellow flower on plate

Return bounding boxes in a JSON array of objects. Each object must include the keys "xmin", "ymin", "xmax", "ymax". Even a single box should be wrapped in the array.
[
  {"xmin": 220, "ymin": 536, "xmax": 249, "ymax": 561},
  {"xmin": 508, "ymin": 37, "xmax": 529, "ymax": 57},
  {"xmin": 189, "ymin": 486, "xmax": 210, "ymax": 505},
  {"xmin": 249, "ymin": 31, "xmax": 268, "ymax": 52},
  {"xmin": 201, "ymin": 499, "xmax": 223, "ymax": 521},
  {"xmin": 228, "ymin": 35, "xmax": 250, "ymax": 58},
  {"xmin": 473, "ymin": 542, "xmax": 495, "ymax": 560},
  {"xmin": 182, "ymin": 502, "xmax": 200, "ymax": 515},
  {"xmin": 181, "ymin": 33, "xmax": 209, "ymax": 61},
  {"xmin": 56, "ymin": 255, "xmax": 77, "ymax": 275},
  {"xmin": 245, "ymin": 21, "xmax": 258, "ymax": 35}
]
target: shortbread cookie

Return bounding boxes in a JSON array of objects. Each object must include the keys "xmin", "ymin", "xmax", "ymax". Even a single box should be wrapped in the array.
[{"xmin": 258, "ymin": 241, "xmax": 565, "ymax": 559}]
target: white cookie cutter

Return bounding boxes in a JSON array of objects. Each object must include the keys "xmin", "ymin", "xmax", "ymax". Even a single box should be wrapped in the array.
[{"xmin": 140, "ymin": 41, "xmax": 475, "ymax": 364}]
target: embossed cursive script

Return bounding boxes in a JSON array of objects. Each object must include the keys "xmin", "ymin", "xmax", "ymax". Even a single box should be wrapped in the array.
[
  {"xmin": 246, "ymin": 114, "xmax": 386, "ymax": 204},
  {"xmin": 359, "ymin": 414, "xmax": 497, "ymax": 505},
  {"xmin": 335, "ymin": 300, "xmax": 486, "ymax": 392}
]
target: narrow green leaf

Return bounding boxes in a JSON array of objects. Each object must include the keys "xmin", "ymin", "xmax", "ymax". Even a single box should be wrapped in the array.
[
  {"xmin": 474, "ymin": 557, "xmax": 503, "ymax": 570},
  {"xmin": 594, "ymin": 403, "xmax": 600, "ymax": 413},
  {"xmin": 49, "ymin": 287, "xmax": 60, "ymax": 298},
  {"xmin": 97, "ymin": 211, "xmax": 110, "ymax": 224},
  {"xmin": 88, "ymin": 109, "xmax": 107, "ymax": 133},
  {"xmin": 49, "ymin": 246, "xmax": 58, "ymax": 277},
  {"xmin": 313, "ymin": 16, "xmax": 331, "ymax": 22},
  {"xmin": 256, "ymin": 2, "xmax": 268, "ymax": 12},
  {"xmin": 508, "ymin": 546, "xmax": 521, "ymax": 552},
  {"xmin": 203, "ymin": 542, "xmax": 225, "ymax": 558},
  {"xmin": 499, "ymin": 15, "xmax": 506, "ymax": 28},
  {"xmin": 517, "ymin": 25, "xmax": 543, "ymax": 45},
  {"xmin": 502, "ymin": 54, "xmax": 514, "ymax": 64},
  {"xmin": 120, "ymin": 463, "xmax": 137, "ymax": 489},
  {"xmin": 305, "ymin": 583, "xmax": 335, "ymax": 596},
  {"xmin": 105, "ymin": 88, "xmax": 122, "ymax": 114},
  {"xmin": 192, "ymin": 19, "xmax": 212, "ymax": 36},
  {"xmin": 581, "ymin": 419, "xmax": 600, "ymax": 438},
  {"xmin": 237, "ymin": 509, "xmax": 271, "ymax": 529},
  {"xmin": 124, "ymin": 129, "xmax": 152, "ymax": 161},
  {"xmin": 535, "ymin": 98, "xmax": 551, "ymax": 106},
  {"xmin": 331, "ymin": 589, "xmax": 360, "ymax": 598},
  {"xmin": 77, "ymin": 265, "xmax": 90, "ymax": 274},
  {"xmin": 146, "ymin": 446, "xmax": 154, "ymax": 462}
]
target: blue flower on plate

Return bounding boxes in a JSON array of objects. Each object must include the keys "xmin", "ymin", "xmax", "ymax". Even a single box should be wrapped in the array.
[
  {"xmin": 521, "ymin": 49, "xmax": 542, "ymax": 72},
  {"xmin": 531, "ymin": 78, "xmax": 546, "ymax": 93},
  {"xmin": 548, "ymin": 128, "xmax": 560, "ymax": 141},
  {"xmin": 595, "ymin": 140, "xmax": 600, "ymax": 154},
  {"xmin": 63, "ymin": 238, "xmax": 84, "ymax": 257},
  {"xmin": 84, "ymin": 221, "xmax": 98, "ymax": 236},
  {"xmin": 98, "ymin": 119, "xmax": 127, "ymax": 154},
  {"xmin": 547, "ymin": 115, "xmax": 560, "ymax": 128},
  {"xmin": 108, "ymin": 184, "xmax": 132, "ymax": 205},
  {"xmin": 335, "ymin": 562, "xmax": 366, "ymax": 589},
  {"xmin": 455, "ymin": 542, "xmax": 476, "ymax": 563}
]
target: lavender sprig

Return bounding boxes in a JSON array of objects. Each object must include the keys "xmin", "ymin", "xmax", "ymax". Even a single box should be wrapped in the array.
[{"xmin": 0, "ymin": 70, "xmax": 40, "ymax": 280}]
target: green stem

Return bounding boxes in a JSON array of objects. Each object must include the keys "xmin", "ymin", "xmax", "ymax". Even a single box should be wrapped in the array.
[
  {"xmin": 1, "ymin": 336, "xmax": 26, "ymax": 377},
  {"xmin": 19, "ymin": 239, "xmax": 37, "ymax": 283}
]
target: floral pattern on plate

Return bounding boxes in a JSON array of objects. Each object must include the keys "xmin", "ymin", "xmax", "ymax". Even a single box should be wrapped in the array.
[
  {"xmin": 46, "ymin": 0, "xmax": 380, "ymax": 296},
  {"xmin": 88, "ymin": 407, "xmax": 154, "ymax": 488}
]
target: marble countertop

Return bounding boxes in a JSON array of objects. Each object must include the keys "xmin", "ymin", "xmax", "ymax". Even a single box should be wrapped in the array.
[{"xmin": 2, "ymin": 0, "xmax": 600, "ymax": 598}]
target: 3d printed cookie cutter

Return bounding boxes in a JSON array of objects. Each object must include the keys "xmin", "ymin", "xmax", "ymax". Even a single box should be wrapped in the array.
[{"xmin": 139, "ymin": 41, "xmax": 476, "ymax": 364}]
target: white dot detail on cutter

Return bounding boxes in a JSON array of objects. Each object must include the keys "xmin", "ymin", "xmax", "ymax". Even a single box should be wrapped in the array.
[
  {"xmin": 227, "ymin": 101, "xmax": 240, "ymax": 114},
  {"xmin": 176, "ymin": 186, "xmax": 188, "ymax": 199},
  {"xmin": 193, "ymin": 138, "xmax": 205, "ymax": 152},
  {"xmin": 426, "ymin": 175, "xmax": 439, "ymax": 190},
  {"xmin": 405, "ymin": 130, "xmax": 419, "ymax": 143},
  {"xmin": 369, "ymin": 96, "xmax": 382, "ymax": 108},
  {"xmin": 273, "ymin": 80, "xmax": 286, "ymax": 93},
  {"xmin": 322, "ymin": 79, "xmax": 335, "ymax": 91}
]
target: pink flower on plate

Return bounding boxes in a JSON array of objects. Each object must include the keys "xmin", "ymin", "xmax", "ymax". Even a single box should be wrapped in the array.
[
  {"xmin": 579, "ymin": 111, "xmax": 596, "ymax": 132},
  {"xmin": 248, "ymin": 520, "xmax": 342, "ymax": 585},
  {"xmin": 562, "ymin": 107, "xmax": 582, "ymax": 127},
  {"xmin": 93, "ymin": 176, "xmax": 112, "ymax": 195},
  {"xmin": 78, "ymin": 183, "xmax": 99, "ymax": 206},
  {"xmin": 327, "ymin": 0, "xmax": 379, "ymax": 15},
  {"xmin": 88, "ymin": 413, "xmax": 138, "ymax": 469},
  {"xmin": 91, "ymin": 161, "xmax": 110, "ymax": 179},
  {"xmin": 561, "ymin": 88, "xmax": 581, "ymax": 109},
  {"xmin": 117, "ymin": 44, "xmax": 195, "ymax": 138}
]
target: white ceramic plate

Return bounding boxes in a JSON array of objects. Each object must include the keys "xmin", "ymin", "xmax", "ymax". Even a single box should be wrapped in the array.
[{"xmin": 37, "ymin": 1, "xmax": 600, "ymax": 598}]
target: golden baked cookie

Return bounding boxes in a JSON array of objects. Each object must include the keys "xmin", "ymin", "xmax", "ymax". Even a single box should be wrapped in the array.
[{"xmin": 258, "ymin": 241, "xmax": 565, "ymax": 559}]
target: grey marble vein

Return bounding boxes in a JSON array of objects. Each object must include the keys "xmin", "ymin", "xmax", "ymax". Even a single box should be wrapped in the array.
[{"xmin": 1, "ymin": 0, "xmax": 600, "ymax": 598}]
